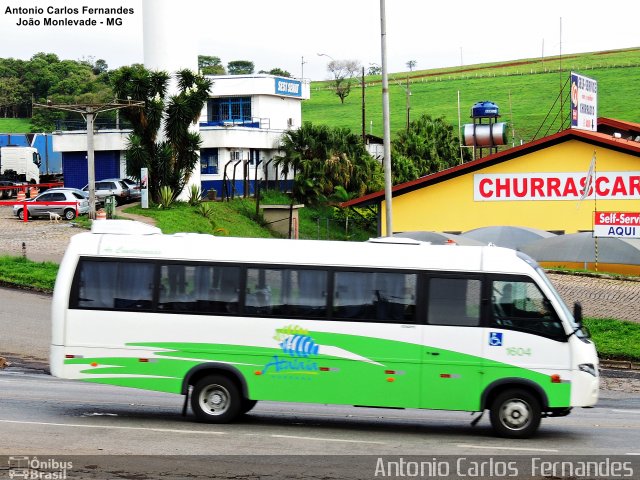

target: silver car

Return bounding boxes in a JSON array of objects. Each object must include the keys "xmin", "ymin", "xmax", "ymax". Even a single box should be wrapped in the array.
[
  {"xmin": 13, "ymin": 189, "xmax": 89, "ymax": 220},
  {"xmin": 100, "ymin": 177, "xmax": 141, "ymax": 202},
  {"xmin": 82, "ymin": 180, "xmax": 130, "ymax": 206}
]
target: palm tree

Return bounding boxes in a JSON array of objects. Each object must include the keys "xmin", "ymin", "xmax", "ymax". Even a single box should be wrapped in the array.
[
  {"xmin": 112, "ymin": 66, "xmax": 211, "ymax": 202},
  {"xmin": 275, "ymin": 122, "xmax": 383, "ymax": 205}
]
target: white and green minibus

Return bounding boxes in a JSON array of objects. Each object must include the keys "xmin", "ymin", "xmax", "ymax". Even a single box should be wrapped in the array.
[{"xmin": 51, "ymin": 221, "xmax": 599, "ymax": 438}]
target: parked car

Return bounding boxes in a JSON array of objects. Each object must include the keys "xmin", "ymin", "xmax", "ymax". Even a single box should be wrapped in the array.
[
  {"xmin": 100, "ymin": 177, "xmax": 141, "ymax": 202},
  {"xmin": 45, "ymin": 187, "xmax": 89, "ymax": 200},
  {"xmin": 12, "ymin": 189, "xmax": 89, "ymax": 220},
  {"xmin": 0, "ymin": 180, "xmax": 16, "ymax": 199},
  {"xmin": 82, "ymin": 180, "xmax": 130, "ymax": 206}
]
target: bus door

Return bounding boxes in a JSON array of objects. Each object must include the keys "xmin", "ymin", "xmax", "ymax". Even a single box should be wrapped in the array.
[
  {"xmin": 419, "ymin": 275, "xmax": 485, "ymax": 411},
  {"xmin": 245, "ymin": 268, "xmax": 422, "ymax": 408},
  {"xmin": 307, "ymin": 269, "xmax": 422, "ymax": 408},
  {"xmin": 482, "ymin": 276, "xmax": 571, "ymax": 406}
]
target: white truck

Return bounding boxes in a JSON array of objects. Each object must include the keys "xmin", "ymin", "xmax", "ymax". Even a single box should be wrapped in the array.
[{"xmin": 0, "ymin": 146, "xmax": 41, "ymax": 184}]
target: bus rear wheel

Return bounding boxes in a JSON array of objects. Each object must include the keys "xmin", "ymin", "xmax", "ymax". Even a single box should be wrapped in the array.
[
  {"xmin": 489, "ymin": 389, "xmax": 541, "ymax": 438},
  {"xmin": 191, "ymin": 375, "xmax": 241, "ymax": 423}
]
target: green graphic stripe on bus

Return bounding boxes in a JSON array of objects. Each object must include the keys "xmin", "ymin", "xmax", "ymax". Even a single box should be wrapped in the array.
[{"xmin": 65, "ymin": 332, "xmax": 571, "ymax": 410}]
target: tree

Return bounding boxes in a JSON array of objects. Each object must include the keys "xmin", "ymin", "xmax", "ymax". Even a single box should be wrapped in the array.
[
  {"xmin": 111, "ymin": 65, "xmax": 212, "ymax": 202},
  {"xmin": 227, "ymin": 60, "xmax": 254, "ymax": 75},
  {"xmin": 275, "ymin": 122, "xmax": 383, "ymax": 205},
  {"xmin": 325, "ymin": 59, "xmax": 360, "ymax": 104},
  {"xmin": 93, "ymin": 59, "xmax": 109, "ymax": 75},
  {"xmin": 367, "ymin": 65, "xmax": 381, "ymax": 76},
  {"xmin": 0, "ymin": 77, "xmax": 28, "ymax": 118},
  {"xmin": 258, "ymin": 67, "xmax": 291, "ymax": 77},
  {"xmin": 391, "ymin": 114, "xmax": 471, "ymax": 183},
  {"xmin": 198, "ymin": 55, "xmax": 226, "ymax": 75},
  {"xmin": 406, "ymin": 60, "xmax": 417, "ymax": 71}
]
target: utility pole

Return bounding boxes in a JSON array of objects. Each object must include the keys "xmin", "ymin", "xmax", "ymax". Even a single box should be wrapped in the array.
[
  {"xmin": 406, "ymin": 73, "xmax": 411, "ymax": 131},
  {"xmin": 33, "ymin": 100, "xmax": 144, "ymax": 219},
  {"xmin": 361, "ymin": 66, "xmax": 366, "ymax": 144},
  {"xmin": 380, "ymin": 0, "xmax": 393, "ymax": 236}
]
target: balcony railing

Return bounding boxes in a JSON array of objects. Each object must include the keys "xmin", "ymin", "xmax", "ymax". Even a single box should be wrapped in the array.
[
  {"xmin": 55, "ymin": 120, "xmax": 133, "ymax": 131},
  {"xmin": 199, "ymin": 117, "xmax": 270, "ymax": 129}
]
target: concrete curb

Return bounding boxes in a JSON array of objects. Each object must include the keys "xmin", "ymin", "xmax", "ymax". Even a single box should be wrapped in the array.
[{"xmin": 600, "ymin": 359, "xmax": 640, "ymax": 371}]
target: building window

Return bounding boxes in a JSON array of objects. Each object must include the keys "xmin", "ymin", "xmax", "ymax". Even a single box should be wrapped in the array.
[
  {"xmin": 249, "ymin": 149, "xmax": 260, "ymax": 167},
  {"xmin": 201, "ymin": 149, "xmax": 219, "ymax": 175},
  {"xmin": 208, "ymin": 97, "xmax": 251, "ymax": 124}
]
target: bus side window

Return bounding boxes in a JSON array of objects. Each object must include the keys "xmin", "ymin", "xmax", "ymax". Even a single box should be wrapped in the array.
[
  {"xmin": 333, "ymin": 271, "xmax": 416, "ymax": 323},
  {"xmin": 158, "ymin": 265, "xmax": 196, "ymax": 311},
  {"xmin": 490, "ymin": 279, "xmax": 564, "ymax": 339},
  {"xmin": 75, "ymin": 260, "xmax": 154, "ymax": 310},
  {"xmin": 244, "ymin": 268, "xmax": 328, "ymax": 318},
  {"xmin": 427, "ymin": 277, "xmax": 481, "ymax": 326},
  {"xmin": 195, "ymin": 265, "xmax": 241, "ymax": 314}
]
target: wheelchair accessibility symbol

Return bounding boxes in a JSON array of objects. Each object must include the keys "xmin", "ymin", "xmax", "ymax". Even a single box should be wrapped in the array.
[{"xmin": 489, "ymin": 332, "xmax": 503, "ymax": 346}]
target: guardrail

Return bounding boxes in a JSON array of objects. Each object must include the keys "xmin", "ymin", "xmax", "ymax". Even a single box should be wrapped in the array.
[
  {"xmin": 0, "ymin": 200, "xmax": 79, "ymax": 222},
  {"xmin": 0, "ymin": 182, "xmax": 64, "ymax": 197}
]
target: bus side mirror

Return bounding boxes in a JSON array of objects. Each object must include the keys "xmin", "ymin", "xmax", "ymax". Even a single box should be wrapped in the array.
[{"xmin": 573, "ymin": 302, "xmax": 583, "ymax": 326}]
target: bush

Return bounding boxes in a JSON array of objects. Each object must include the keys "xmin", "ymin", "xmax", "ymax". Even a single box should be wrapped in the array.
[
  {"xmin": 158, "ymin": 186, "xmax": 176, "ymax": 209},
  {"xmin": 196, "ymin": 202, "xmax": 214, "ymax": 219},
  {"xmin": 187, "ymin": 184, "xmax": 202, "ymax": 206}
]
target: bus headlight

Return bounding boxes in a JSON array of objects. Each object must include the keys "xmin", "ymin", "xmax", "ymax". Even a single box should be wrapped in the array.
[{"xmin": 578, "ymin": 363, "xmax": 597, "ymax": 377}]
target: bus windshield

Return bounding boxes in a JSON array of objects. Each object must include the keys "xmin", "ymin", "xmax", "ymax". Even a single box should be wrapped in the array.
[{"xmin": 535, "ymin": 266, "xmax": 589, "ymax": 339}]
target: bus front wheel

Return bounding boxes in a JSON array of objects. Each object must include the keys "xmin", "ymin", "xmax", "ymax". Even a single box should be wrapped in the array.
[
  {"xmin": 191, "ymin": 375, "xmax": 241, "ymax": 423},
  {"xmin": 489, "ymin": 389, "xmax": 541, "ymax": 438}
]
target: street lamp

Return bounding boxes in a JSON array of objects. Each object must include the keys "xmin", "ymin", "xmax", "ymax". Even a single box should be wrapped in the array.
[{"xmin": 317, "ymin": 52, "xmax": 335, "ymax": 62}]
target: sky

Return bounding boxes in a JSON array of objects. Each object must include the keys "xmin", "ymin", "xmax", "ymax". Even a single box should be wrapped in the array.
[{"xmin": 0, "ymin": 0, "xmax": 638, "ymax": 80}]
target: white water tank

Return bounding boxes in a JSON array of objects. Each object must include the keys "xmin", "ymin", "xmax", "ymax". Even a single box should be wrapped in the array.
[{"xmin": 462, "ymin": 123, "xmax": 509, "ymax": 147}]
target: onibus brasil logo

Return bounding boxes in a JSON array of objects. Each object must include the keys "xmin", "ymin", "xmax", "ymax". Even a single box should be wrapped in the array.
[{"xmin": 261, "ymin": 325, "xmax": 320, "ymax": 376}]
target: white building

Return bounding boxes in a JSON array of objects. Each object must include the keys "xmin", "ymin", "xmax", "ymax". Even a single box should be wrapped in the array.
[
  {"xmin": 199, "ymin": 74, "xmax": 310, "ymax": 198},
  {"xmin": 51, "ymin": 74, "xmax": 310, "ymax": 197}
]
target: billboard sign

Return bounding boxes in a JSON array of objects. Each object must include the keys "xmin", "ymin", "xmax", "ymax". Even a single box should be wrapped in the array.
[
  {"xmin": 570, "ymin": 72, "xmax": 597, "ymax": 131},
  {"xmin": 593, "ymin": 211, "xmax": 640, "ymax": 238},
  {"xmin": 274, "ymin": 77, "xmax": 302, "ymax": 97},
  {"xmin": 140, "ymin": 167, "xmax": 149, "ymax": 209},
  {"xmin": 474, "ymin": 171, "xmax": 640, "ymax": 201}
]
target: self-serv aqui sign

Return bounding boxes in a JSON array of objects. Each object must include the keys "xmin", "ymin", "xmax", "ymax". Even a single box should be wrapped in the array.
[
  {"xmin": 570, "ymin": 72, "xmax": 598, "ymax": 132},
  {"xmin": 274, "ymin": 77, "xmax": 302, "ymax": 97},
  {"xmin": 593, "ymin": 211, "xmax": 640, "ymax": 238}
]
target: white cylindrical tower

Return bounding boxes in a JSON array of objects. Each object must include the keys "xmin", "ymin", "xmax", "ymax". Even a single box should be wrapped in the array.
[
  {"xmin": 143, "ymin": 0, "xmax": 201, "ymax": 199},
  {"xmin": 143, "ymin": 0, "xmax": 198, "ymax": 73}
]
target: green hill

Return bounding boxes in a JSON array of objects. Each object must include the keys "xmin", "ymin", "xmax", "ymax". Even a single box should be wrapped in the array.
[{"xmin": 303, "ymin": 47, "xmax": 640, "ymax": 143}]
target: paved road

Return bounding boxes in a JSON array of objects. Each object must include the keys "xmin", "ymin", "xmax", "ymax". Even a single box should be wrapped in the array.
[
  {"xmin": 2, "ymin": 370, "xmax": 640, "ymax": 454},
  {"xmin": 0, "ymin": 287, "xmax": 51, "ymax": 367}
]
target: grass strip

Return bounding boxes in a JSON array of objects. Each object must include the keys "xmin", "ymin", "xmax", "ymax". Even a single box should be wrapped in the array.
[{"xmin": 0, "ymin": 255, "xmax": 58, "ymax": 292}]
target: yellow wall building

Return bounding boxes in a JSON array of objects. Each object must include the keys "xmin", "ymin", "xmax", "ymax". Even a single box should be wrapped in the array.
[{"xmin": 344, "ymin": 119, "xmax": 640, "ymax": 236}]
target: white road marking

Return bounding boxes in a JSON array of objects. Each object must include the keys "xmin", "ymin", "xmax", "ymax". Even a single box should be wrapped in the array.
[
  {"xmin": 270, "ymin": 434, "xmax": 384, "ymax": 444},
  {"xmin": 457, "ymin": 443, "xmax": 558, "ymax": 453},
  {"xmin": 611, "ymin": 409, "xmax": 640, "ymax": 414},
  {"xmin": 0, "ymin": 419, "xmax": 224, "ymax": 435}
]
